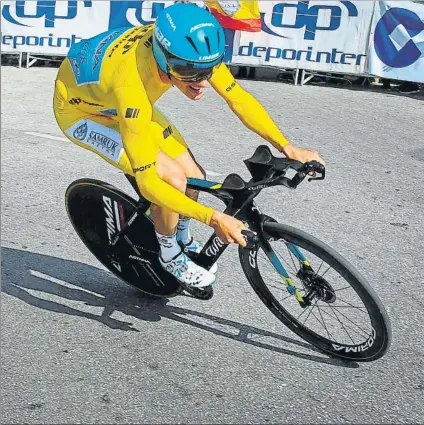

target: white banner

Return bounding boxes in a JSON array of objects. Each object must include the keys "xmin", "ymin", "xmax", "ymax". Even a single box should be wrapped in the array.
[
  {"xmin": 0, "ymin": 1, "xmax": 173, "ymax": 55},
  {"xmin": 2, "ymin": 0, "xmax": 423, "ymax": 83},
  {"xmin": 0, "ymin": 1, "xmax": 209, "ymax": 55},
  {"xmin": 232, "ymin": 1, "xmax": 375, "ymax": 75},
  {"xmin": 367, "ymin": 1, "xmax": 424, "ymax": 83},
  {"xmin": 0, "ymin": 1, "xmax": 112, "ymax": 55}
]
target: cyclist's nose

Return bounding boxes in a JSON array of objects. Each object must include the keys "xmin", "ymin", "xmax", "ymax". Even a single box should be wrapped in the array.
[{"xmin": 191, "ymin": 80, "xmax": 209, "ymax": 88}]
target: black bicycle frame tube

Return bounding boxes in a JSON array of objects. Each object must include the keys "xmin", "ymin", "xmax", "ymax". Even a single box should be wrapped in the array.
[
  {"xmin": 186, "ymin": 182, "xmax": 267, "ymax": 271},
  {"xmin": 111, "ymin": 178, "xmax": 270, "ymax": 268}
]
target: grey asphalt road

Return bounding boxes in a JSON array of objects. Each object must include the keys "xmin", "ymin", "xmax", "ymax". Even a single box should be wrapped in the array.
[{"xmin": 1, "ymin": 65, "xmax": 424, "ymax": 425}]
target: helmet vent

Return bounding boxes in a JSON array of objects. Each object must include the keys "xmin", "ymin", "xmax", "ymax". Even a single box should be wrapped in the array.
[
  {"xmin": 205, "ymin": 36, "xmax": 211, "ymax": 54},
  {"xmin": 217, "ymin": 30, "xmax": 221, "ymax": 46},
  {"xmin": 185, "ymin": 36, "xmax": 199, "ymax": 54}
]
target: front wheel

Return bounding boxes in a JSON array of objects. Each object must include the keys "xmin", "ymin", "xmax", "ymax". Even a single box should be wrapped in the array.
[{"xmin": 239, "ymin": 222, "xmax": 392, "ymax": 362}]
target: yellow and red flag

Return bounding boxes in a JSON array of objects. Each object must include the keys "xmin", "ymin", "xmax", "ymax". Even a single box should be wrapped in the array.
[{"xmin": 204, "ymin": 1, "xmax": 261, "ymax": 32}]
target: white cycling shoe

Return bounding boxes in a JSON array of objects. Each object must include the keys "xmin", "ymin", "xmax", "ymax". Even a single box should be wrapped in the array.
[
  {"xmin": 159, "ymin": 251, "xmax": 216, "ymax": 288},
  {"xmin": 183, "ymin": 238, "xmax": 218, "ymax": 274}
]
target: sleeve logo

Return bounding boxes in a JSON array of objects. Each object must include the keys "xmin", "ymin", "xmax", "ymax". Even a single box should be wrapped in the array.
[
  {"xmin": 226, "ymin": 80, "xmax": 237, "ymax": 92},
  {"xmin": 163, "ymin": 125, "xmax": 173, "ymax": 139},
  {"xmin": 125, "ymin": 108, "xmax": 140, "ymax": 118},
  {"xmin": 133, "ymin": 162, "xmax": 156, "ymax": 173}
]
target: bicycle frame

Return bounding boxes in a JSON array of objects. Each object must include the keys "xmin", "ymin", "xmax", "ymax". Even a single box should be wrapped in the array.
[
  {"xmin": 113, "ymin": 175, "xmax": 310, "ymax": 301},
  {"xmin": 113, "ymin": 176, "xmax": 262, "ymax": 270},
  {"xmin": 117, "ymin": 145, "xmax": 325, "ymax": 304}
]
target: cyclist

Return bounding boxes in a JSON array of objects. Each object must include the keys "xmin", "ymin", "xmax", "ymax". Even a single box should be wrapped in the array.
[{"xmin": 53, "ymin": 3, "xmax": 325, "ymax": 289}]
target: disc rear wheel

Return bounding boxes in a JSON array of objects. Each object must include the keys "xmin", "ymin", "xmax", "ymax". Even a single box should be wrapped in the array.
[{"xmin": 65, "ymin": 179, "xmax": 182, "ymax": 298}]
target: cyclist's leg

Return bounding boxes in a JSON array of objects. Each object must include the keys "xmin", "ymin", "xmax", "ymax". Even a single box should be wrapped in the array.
[
  {"xmin": 152, "ymin": 107, "xmax": 205, "ymax": 182},
  {"xmin": 150, "ymin": 108, "xmax": 207, "ymax": 249},
  {"xmin": 151, "ymin": 109, "xmax": 218, "ymax": 273},
  {"xmin": 147, "ymin": 108, "xmax": 216, "ymax": 282}
]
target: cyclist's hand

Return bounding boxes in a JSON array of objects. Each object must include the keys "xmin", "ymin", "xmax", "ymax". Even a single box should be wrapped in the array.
[
  {"xmin": 210, "ymin": 211, "xmax": 248, "ymax": 247},
  {"xmin": 282, "ymin": 144, "xmax": 326, "ymax": 167}
]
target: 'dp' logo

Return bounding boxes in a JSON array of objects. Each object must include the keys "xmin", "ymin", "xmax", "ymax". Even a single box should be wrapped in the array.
[
  {"xmin": 374, "ymin": 7, "xmax": 424, "ymax": 68},
  {"xmin": 261, "ymin": 1, "xmax": 358, "ymax": 41},
  {"xmin": 2, "ymin": 1, "xmax": 92, "ymax": 28}
]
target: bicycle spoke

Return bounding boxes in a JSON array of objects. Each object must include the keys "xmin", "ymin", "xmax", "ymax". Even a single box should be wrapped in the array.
[
  {"xmin": 335, "ymin": 296, "xmax": 369, "ymax": 313},
  {"xmin": 253, "ymin": 233, "xmax": 382, "ymax": 351},
  {"xmin": 273, "ymin": 247, "xmax": 308, "ymax": 292},
  {"xmin": 279, "ymin": 292, "xmax": 297, "ymax": 303},
  {"xmin": 266, "ymin": 278, "xmax": 305, "ymax": 299},
  {"xmin": 320, "ymin": 264, "xmax": 332, "ymax": 278},
  {"xmin": 266, "ymin": 244, "xmax": 298, "ymax": 276},
  {"xmin": 326, "ymin": 305, "xmax": 357, "ymax": 344},
  {"xmin": 318, "ymin": 304, "xmax": 367, "ymax": 311},
  {"xmin": 323, "ymin": 306, "xmax": 369, "ymax": 341},
  {"xmin": 315, "ymin": 260, "xmax": 325, "ymax": 276},
  {"xmin": 266, "ymin": 281, "xmax": 291, "ymax": 294},
  {"xmin": 287, "ymin": 247, "xmax": 300, "ymax": 274},
  {"xmin": 296, "ymin": 304, "xmax": 310, "ymax": 321},
  {"xmin": 326, "ymin": 305, "xmax": 370, "ymax": 336},
  {"xmin": 275, "ymin": 249, "xmax": 298, "ymax": 277},
  {"xmin": 334, "ymin": 285, "xmax": 353, "ymax": 292},
  {"xmin": 311, "ymin": 307, "xmax": 334, "ymax": 340},
  {"xmin": 259, "ymin": 250, "xmax": 300, "ymax": 283},
  {"xmin": 316, "ymin": 304, "xmax": 333, "ymax": 339},
  {"xmin": 302, "ymin": 299, "xmax": 318, "ymax": 326}
]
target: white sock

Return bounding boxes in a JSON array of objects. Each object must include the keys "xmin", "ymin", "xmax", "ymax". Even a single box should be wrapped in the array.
[
  {"xmin": 176, "ymin": 218, "xmax": 192, "ymax": 245},
  {"xmin": 156, "ymin": 231, "xmax": 181, "ymax": 262}
]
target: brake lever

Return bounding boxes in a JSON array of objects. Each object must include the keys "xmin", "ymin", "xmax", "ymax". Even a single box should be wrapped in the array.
[
  {"xmin": 303, "ymin": 161, "xmax": 326, "ymax": 182},
  {"xmin": 241, "ymin": 229, "xmax": 259, "ymax": 249}
]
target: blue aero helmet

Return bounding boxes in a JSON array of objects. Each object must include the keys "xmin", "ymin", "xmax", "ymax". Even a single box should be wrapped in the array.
[{"xmin": 153, "ymin": 3, "xmax": 226, "ymax": 82}]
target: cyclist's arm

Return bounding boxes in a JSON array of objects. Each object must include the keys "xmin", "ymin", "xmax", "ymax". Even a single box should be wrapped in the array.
[
  {"xmin": 112, "ymin": 86, "xmax": 215, "ymax": 225},
  {"xmin": 209, "ymin": 63, "xmax": 291, "ymax": 152}
]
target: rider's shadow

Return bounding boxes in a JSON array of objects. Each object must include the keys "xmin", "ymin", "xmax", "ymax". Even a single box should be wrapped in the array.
[{"xmin": 1, "ymin": 247, "xmax": 358, "ymax": 368}]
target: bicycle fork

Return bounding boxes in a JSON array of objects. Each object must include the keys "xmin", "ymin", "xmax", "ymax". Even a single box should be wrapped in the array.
[{"xmin": 260, "ymin": 239, "xmax": 310, "ymax": 306}]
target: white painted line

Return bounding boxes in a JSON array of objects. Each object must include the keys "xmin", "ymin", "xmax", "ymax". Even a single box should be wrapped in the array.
[
  {"xmin": 205, "ymin": 170, "xmax": 223, "ymax": 177},
  {"xmin": 25, "ymin": 132, "xmax": 225, "ymax": 176},
  {"xmin": 30, "ymin": 270, "xmax": 104, "ymax": 297},
  {"xmin": 24, "ymin": 131, "xmax": 68, "ymax": 142}
]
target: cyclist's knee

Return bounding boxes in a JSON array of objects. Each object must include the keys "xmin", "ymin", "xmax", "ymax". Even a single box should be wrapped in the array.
[
  {"xmin": 175, "ymin": 150, "xmax": 205, "ymax": 180},
  {"xmin": 164, "ymin": 172, "xmax": 187, "ymax": 192},
  {"xmin": 156, "ymin": 153, "xmax": 187, "ymax": 192},
  {"xmin": 188, "ymin": 164, "xmax": 205, "ymax": 180}
]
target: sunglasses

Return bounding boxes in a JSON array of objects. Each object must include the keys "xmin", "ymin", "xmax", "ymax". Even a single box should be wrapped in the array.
[
  {"xmin": 158, "ymin": 45, "xmax": 223, "ymax": 82},
  {"xmin": 169, "ymin": 64, "xmax": 216, "ymax": 82}
]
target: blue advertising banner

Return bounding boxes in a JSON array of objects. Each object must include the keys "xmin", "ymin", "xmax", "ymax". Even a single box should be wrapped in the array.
[{"xmin": 367, "ymin": 1, "xmax": 424, "ymax": 82}]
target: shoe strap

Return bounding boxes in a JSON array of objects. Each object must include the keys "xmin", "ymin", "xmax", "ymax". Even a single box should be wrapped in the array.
[
  {"xmin": 160, "ymin": 249, "xmax": 183, "ymax": 264},
  {"xmin": 185, "ymin": 237, "xmax": 194, "ymax": 247}
]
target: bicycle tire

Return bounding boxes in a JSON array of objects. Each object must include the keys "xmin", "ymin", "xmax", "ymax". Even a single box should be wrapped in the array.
[
  {"xmin": 65, "ymin": 178, "xmax": 181, "ymax": 298},
  {"xmin": 239, "ymin": 222, "xmax": 392, "ymax": 362}
]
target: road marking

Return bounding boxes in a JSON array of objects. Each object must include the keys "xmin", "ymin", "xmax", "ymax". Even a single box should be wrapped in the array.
[
  {"xmin": 30, "ymin": 270, "xmax": 104, "ymax": 297},
  {"xmin": 24, "ymin": 131, "xmax": 224, "ymax": 176},
  {"xmin": 205, "ymin": 170, "xmax": 223, "ymax": 177},
  {"xmin": 25, "ymin": 131, "xmax": 67, "ymax": 142}
]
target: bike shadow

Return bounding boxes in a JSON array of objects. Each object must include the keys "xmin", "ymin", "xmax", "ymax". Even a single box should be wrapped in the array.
[{"xmin": 1, "ymin": 247, "xmax": 358, "ymax": 368}]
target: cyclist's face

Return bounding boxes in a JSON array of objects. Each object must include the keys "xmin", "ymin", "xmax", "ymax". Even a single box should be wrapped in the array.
[{"xmin": 170, "ymin": 76, "xmax": 209, "ymax": 100}]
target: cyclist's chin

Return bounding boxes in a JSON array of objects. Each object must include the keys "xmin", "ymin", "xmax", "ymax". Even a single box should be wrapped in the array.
[
  {"xmin": 179, "ymin": 85, "xmax": 206, "ymax": 100},
  {"xmin": 173, "ymin": 80, "xmax": 208, "ymax": 100}
]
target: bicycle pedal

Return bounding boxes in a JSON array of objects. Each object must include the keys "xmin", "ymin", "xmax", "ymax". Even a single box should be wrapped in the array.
[{"xmin": 180, "ymin": 283, "xmax": 214, "ymax": 301}]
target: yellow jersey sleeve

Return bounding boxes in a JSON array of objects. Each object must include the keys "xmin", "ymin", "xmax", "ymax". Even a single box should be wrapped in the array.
[
  {"xmin": 210, "ymin": 63, "xmax": 291, "ymax": 152},
  {"xmin": 112, "ymin": 85, "xmax": 215, "ymax": 226}
]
